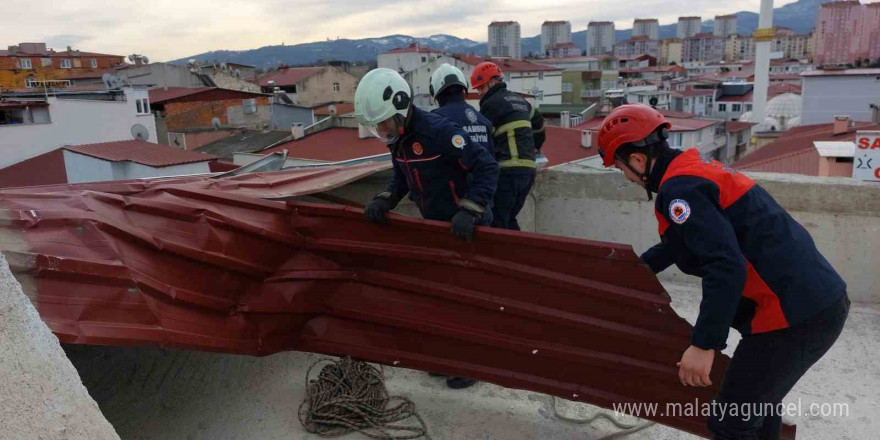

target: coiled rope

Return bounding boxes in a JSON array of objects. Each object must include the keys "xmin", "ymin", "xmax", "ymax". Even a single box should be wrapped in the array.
[{"xmin": 298, "ymin": 357, "xmax": 431, "ymax": 440}]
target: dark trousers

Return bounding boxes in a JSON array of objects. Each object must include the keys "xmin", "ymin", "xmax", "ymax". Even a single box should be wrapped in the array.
[
  {"xmin": 491, "ymin": 171, "xmax": 536, "ymax": 231},
  {"xmin": 708, "ymin": 295, "xmax": 850, "ymax": 440}
]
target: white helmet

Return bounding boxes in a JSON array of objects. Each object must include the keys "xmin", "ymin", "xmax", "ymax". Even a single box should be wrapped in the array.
[
  {"xmin": 430, "ymin": 63, "xmax": 468, "ymax": 99},
  {"xmin": 354, "ymin": 68, "xmax": 412, "ymax": 143}
]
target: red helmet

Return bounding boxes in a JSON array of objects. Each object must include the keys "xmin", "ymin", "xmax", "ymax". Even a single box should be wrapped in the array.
[
  {"xmin": 471, "ymin": 62, "xmax": 503, "ymax": 89},
  {"xmin": 597, "ymin": 104, "xmax": 671, "ymax": 167}
]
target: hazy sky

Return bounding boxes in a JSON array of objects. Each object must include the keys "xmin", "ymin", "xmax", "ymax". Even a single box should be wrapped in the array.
[{"xmin": 3, "ymin": 0, "xmax": 798, "ymax": 61}]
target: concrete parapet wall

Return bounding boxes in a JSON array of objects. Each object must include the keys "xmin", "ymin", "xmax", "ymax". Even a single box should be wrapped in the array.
[
  {"xmin": 0, "ymin": 255, "xmax": 120, "ymax": 440},
  {"xmin": 534, "ymin": 164, "xmax": 880, "ymax": 303}
]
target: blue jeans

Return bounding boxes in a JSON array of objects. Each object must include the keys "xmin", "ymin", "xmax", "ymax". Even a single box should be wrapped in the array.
[
  {"xmin": 708, "ymin": 294, "xmax": 849, "ymax": 440},
  {"xmin": 491, "ymin": 171, "xmax": 536, "ymax": 231}
]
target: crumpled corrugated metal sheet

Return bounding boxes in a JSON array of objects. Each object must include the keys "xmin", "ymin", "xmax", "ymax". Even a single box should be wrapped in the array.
[{"xmin": 0, "ymin": 168, "xmax": 794, "ymax": 439}]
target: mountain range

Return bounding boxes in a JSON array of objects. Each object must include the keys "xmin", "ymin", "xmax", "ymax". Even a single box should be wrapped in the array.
[{"xmin": 171, "ymin": 0, "xmax": 824, "ymax": 67}]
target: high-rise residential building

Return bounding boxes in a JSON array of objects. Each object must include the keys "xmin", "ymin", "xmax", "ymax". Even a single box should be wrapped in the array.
[
  {"xmin": 724, "ymin": 28, "xmax": 814, "ymax": 63},
  {"xmin": 725, "ymin": 34, "xmax": 756, "ymax": 62},
  {"xmin": 683, "ymin": 33, "xmax": 725, "ymax": 63},
  {"xmin": 677, "ymin": 17, "xmax": 702, "ymax": 39},
  {"xmin": 714, "ymin": 14, "xmax": 738, "ymax": 38},
  {"xmin": 814, "ymin": 1, "xmax": 880, "ymax": 66},
  {"xmin": 633, "ymin": 19, "xmax": 660, "ymax": 40},
  {"xmin": 541, "ymin": 21, "xmax": 572, "ymax": 56},
  {"xmin": 659, "ymin": 38, "xmax": 683, "ymax": 65},
  {"xmin": 587, "ymin": 21, "xmax": 615, "ymax": 56},
  {"xmin": 614, "ymin": 37, "xmax": 659, "ymax": 58},
  {"xmin": 488, "ymin": 21, "xmax": 522, "ymax": 59}
]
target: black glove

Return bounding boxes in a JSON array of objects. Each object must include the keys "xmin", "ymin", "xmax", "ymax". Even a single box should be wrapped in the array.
[
  {"xmin": 364, "ymin": 192, "xmax": 398, "ymax": 225},
  {"xmin": 450, "ymin": 199, "xmax": 486, "ymax": 242}
]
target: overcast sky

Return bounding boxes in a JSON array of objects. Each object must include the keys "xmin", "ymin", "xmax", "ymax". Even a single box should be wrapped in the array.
[{"xmin": 3, "ymin": 0, "xmax": 797, "ymax": 61}]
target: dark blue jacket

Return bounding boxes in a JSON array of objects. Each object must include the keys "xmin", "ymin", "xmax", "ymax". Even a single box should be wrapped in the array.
[
  {"xmin": 432, "ymin": 95, "xmax": 497, "ymax": 217},
  {"xmin": 478, "ymin": 83, "xmax": 545, "ymax": 174},
  {"xmin": 384, "ymin": 106, "xmax": 499, "ymax": 223},
  {"xmin": 642, "ymin": 149, "xmax": 846, "ymax": 350}
]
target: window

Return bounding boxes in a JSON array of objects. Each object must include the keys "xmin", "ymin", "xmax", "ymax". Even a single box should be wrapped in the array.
[
  {"xmin": 421, "ymin": 56, "xmax": 426, "ymax": 63},
  {"xmin": 562, "ymin": 82, "xmax": 573, "ymax": 92},
  {"xmin": 41, "ymin": 58, "xmax": 52, "ymax": 67},
  {"xmin": 25, "ymin": 78, "xmax": 38, "ymax": 88},
  {"xmin": 745, "ymin": 104, "xmax": 753, "ymax": 112},
  {"xmin": 698, "ymin": 96, "xmax": 704, "ymax": 104},
  {"xmin": 718, "ymin": 103, "xmax": 727, "ymax": 112},
  {"xmin": 135, "ymin": 98, "xmax": 151, "ymax": 115},
  {"xmin": 539, "ymin": 71, "xmax": 544, "ymax": 80},
  {"xmin": 242, "ymin": 99, "xmax": 256, "ymax": 114},
  {"xmin": 90, "ymin": 58, "xmax": 98, "ymax": 68},
  {"xmin": 696, "ymin": 128, "xmax": 703, "ymax": 144},
  {"xmin": 332, "ymin": 82, "xmax": 340, "ymax": 93},
  {"xmin": 732, "ymin": 103, "xmax": 742, "ymax": 112},
  {"xmin": 60, "ymin": 59, "xmax": 71, "ymax": 68},
  {"xmin": 20, "ymin": 58, "xmax": 32, "ymax": 69}
]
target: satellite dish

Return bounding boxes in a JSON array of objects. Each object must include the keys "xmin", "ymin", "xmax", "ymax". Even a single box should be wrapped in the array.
[
  {"xmin": 220, "ymin": 62, "xmax": 227, "ymax": 69},
  {"xmin": 142, "ymin": 56, "xmax": 149, "ymax": 64},
  {"xmin": 649, "ymin": 96, "xmax": 659, "ymax": 108},
  {"xmin": 233, "ymin": 69, "xmax": 241, "ymax": 78},
  {"xmin": 128, "ymin": 54, "xmax": 135, "ymax": 62},
  {"xmin": 131, "ymin": 124, "xmax": 150, "ymax": 141},
  {"xmin": 328, "ymin": 104, "xmax": 337, "ymax": 115},
  {"xmin": 102, "ymin": 73, "xmax": 125, "ymax": 90},
  {"xmin": 211, "ymin": 117, "xmax": 221, "ymax": 129}
]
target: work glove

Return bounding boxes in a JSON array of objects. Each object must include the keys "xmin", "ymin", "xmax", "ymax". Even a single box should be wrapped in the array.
[
  {"xmin": 450, "ymin": 199, "xmax": 486, "ymax": 242},
  {"xmin": 364, "ymin": 192, "xmax": 398, "ymax": 225}
]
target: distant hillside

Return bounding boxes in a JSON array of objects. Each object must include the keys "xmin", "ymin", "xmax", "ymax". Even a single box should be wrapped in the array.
[{"xmin": 172, "ymin": 0, "xmax": 822, "ymax": 65}]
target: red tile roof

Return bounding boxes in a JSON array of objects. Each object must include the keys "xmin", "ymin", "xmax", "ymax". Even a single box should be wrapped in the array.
[
  {"xmin": 542, "ymin": 126, "xmax": 599, "ymax": 167},
  {"xmin": 313, "ymin": 102, "xmax": 354, "ymax": 115},
  {"xmin": 64, "ymin": 140, "xmax": 218, "ymax": 167},
  {"xmin": 801, "ymin": 68, "xmax": 880, "ymax": 77},
  {"xmin": 678, "ymin": 88, "xmax": 716, "ymax": 97},
  {"xmin": 717, "ymin": 83, "xmax": 802, "ymax": 103},
  {"xmin": 148, "ymin": 87, "xmax": 212, "ymax": 104},
  {"xmin": 455, "ymin": 55, "xmax": 561, "ymax": 72},
  {"xmin": 383, "ymin": 43, "xmax": 445, "ymax": 54},
  {"xmin": 256, "ymin": 67, "xmax": 324, "ymax": 87},
  {"xmin": 658, "ymin": 109, "xmax": 697, "ymax": 119},
  {"xmin": 734, "ymin": 122, "xmax": 880, "ymax": 171},
  {"xmin": 261, "ymin": 128, "xmax": 388, "ymax": 161},
  {"xmin": 576, "ymin": 114, "xmax": 717, "ymax": 132},
  {"xmin": 725, "ymin": 121, "xmax": 757, "ymax": 133}
]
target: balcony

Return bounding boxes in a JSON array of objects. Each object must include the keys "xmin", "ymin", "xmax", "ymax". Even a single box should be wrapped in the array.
[{"xmin": 580, "ymin": 89, "xmax": 602, "ymax": 98}]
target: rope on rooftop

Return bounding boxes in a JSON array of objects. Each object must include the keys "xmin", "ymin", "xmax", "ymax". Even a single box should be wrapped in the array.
[
  {"xmin": 552, "ymin": 396, "xmax": 656, "ymax": 440},
  {"xmin": 298, "ymin": 357, "xmax": 431, "ymax": 440}
]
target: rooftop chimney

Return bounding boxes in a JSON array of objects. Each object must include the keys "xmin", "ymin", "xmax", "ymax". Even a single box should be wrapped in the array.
[
  {"xmin": 291, "ymin": 123, "xmax": 305, "ymax": 140},
  {"xmin": 833, "ymin": 115, "xmax": 850, "ymax": 135},
  {"xmin": 560, "ymin": 111, "xmax": 571, "ymax": 128}
]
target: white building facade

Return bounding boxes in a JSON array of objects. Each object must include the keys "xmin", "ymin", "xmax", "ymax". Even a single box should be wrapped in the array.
[
  {"xmin": 489, "ymin": 22, "xmax": 522, "ymax": 59},
  {"xmin": 678, "ymin": 17, "xmax": 702, "ymax": 39},
  {"xmin": 587, "ymin": 22, "xmax": 615, "ymax": 56},
  {"xmin": 633, "ymin": 19, "xmax": 660, "ymax": 40},
  {"xmin": 541, "ymin": 21, "xmax": 572, "ymax": 56},
  {"xmin": 0, "ymin": 87, "xmax": 157, "ymax": 169}
]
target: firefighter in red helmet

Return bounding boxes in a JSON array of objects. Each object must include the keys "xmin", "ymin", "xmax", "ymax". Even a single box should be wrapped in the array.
[
  {"xmin": 598, "ymin": 103, "xmax": 849, "ymax": 440},
  {"xmin": 471, "ymin": 61, "xmax": 545, "ymax": 231}
]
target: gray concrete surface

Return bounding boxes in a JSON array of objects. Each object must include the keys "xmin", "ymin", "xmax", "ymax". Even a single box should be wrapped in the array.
[
  {"xmin": 64, "ymin": 281, "xmax": 879, "ymax": 440},
  {"xmin": 0, "ymin": 254, "xmax": 120, "ymax": 440}
]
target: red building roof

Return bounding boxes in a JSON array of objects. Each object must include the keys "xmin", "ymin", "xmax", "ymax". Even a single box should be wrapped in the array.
[
  {"xmin": 148, "ymin": 87, "xmax": 266, "ymax": 105},
  {"xmin": 256, "ymin": 67, "xmax": 324, "ymax": 87},
  {"xmin": 455, "ymin": 55, "xmax": 561, "ymax": 72},
  {"xmin": 148, "ymin": 87, "xmax": 212, "ymax": 104},
  {"xmin": 734, "ymin": 122, "xmax": 880, "ymax": 172},
  {"xmin": 577, "ymin": 114, "xmax": 716, "ymax": 132},
  {"xmin": 383, "ymin": 43, "xmax": 444, "ymax": 54},
  {"xmin": 312, "ymin": 102, "xmax": 354, "ymax": 116},
  {"xmin": 725, "ymin": 121, "xmax": 757, "ymax": 133},
  {"xmin": 64, "ymin": 140, "xmax": 218, "ymax": 167},
  {"xmin": 542, "ymin": 126, "xmax": 599, "ymax": 167},
  {"xmin": 261, "ymin": 128, "xmax": 388, "ymax": 161}
]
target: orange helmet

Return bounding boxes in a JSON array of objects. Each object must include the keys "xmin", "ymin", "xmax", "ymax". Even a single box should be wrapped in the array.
[
  {"xmin": 471, "ymin": 62, "xmax": 503, "ymax": 89},
  {"xmin": 597, "ymin": 104, "xmax": 671, "ymax": 167}
]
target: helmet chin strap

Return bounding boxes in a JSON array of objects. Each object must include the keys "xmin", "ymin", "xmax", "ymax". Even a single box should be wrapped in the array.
[{"xmin": 619, "ymin": 144, "xmax": 655, "ymax": 202}]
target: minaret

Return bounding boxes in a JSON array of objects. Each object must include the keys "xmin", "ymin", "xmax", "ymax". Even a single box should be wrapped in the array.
[{"xmin": 752, "ymin": 0, "xmax": 774, "ymax": 128}]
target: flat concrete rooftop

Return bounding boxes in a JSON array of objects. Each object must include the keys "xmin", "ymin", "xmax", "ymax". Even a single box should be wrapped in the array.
[{"xmin": 64, "ymin": 281, "xmax": 880, "ymax": 440}]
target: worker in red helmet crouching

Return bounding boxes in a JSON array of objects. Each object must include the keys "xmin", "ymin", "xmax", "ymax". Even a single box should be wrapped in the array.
[{"xmin": 598, "ymin": 103, "xmax": 849, "ymax": 440}]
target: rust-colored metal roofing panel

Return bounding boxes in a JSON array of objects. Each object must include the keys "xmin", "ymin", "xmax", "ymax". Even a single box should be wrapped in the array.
[
  {"xmin": 0, "ymin": 171, "xmax": 794, "ymax": 439},
  {"xmin": 64, "ymin": 140, "xmax": 218, "ymax": 167}
]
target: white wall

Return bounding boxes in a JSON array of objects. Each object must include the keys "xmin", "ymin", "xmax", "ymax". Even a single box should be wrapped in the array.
[
  {"xmin": 508, "ymin": 72, "xmax": 563, "ymax": 105},
  {"xmin": 0, "ymin": 87, "xmax": 158, "ymax": 168},
  {"xmin": 62, "ymin": 151, "xmax": 210, "ymax": 183},
  {"xmin": 378, "ymin": 51, "xmax": 444, "ymax": 74},
  {"xmin": 802, "ymin": 75, "xmax": 880, "ymax": 125}
]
